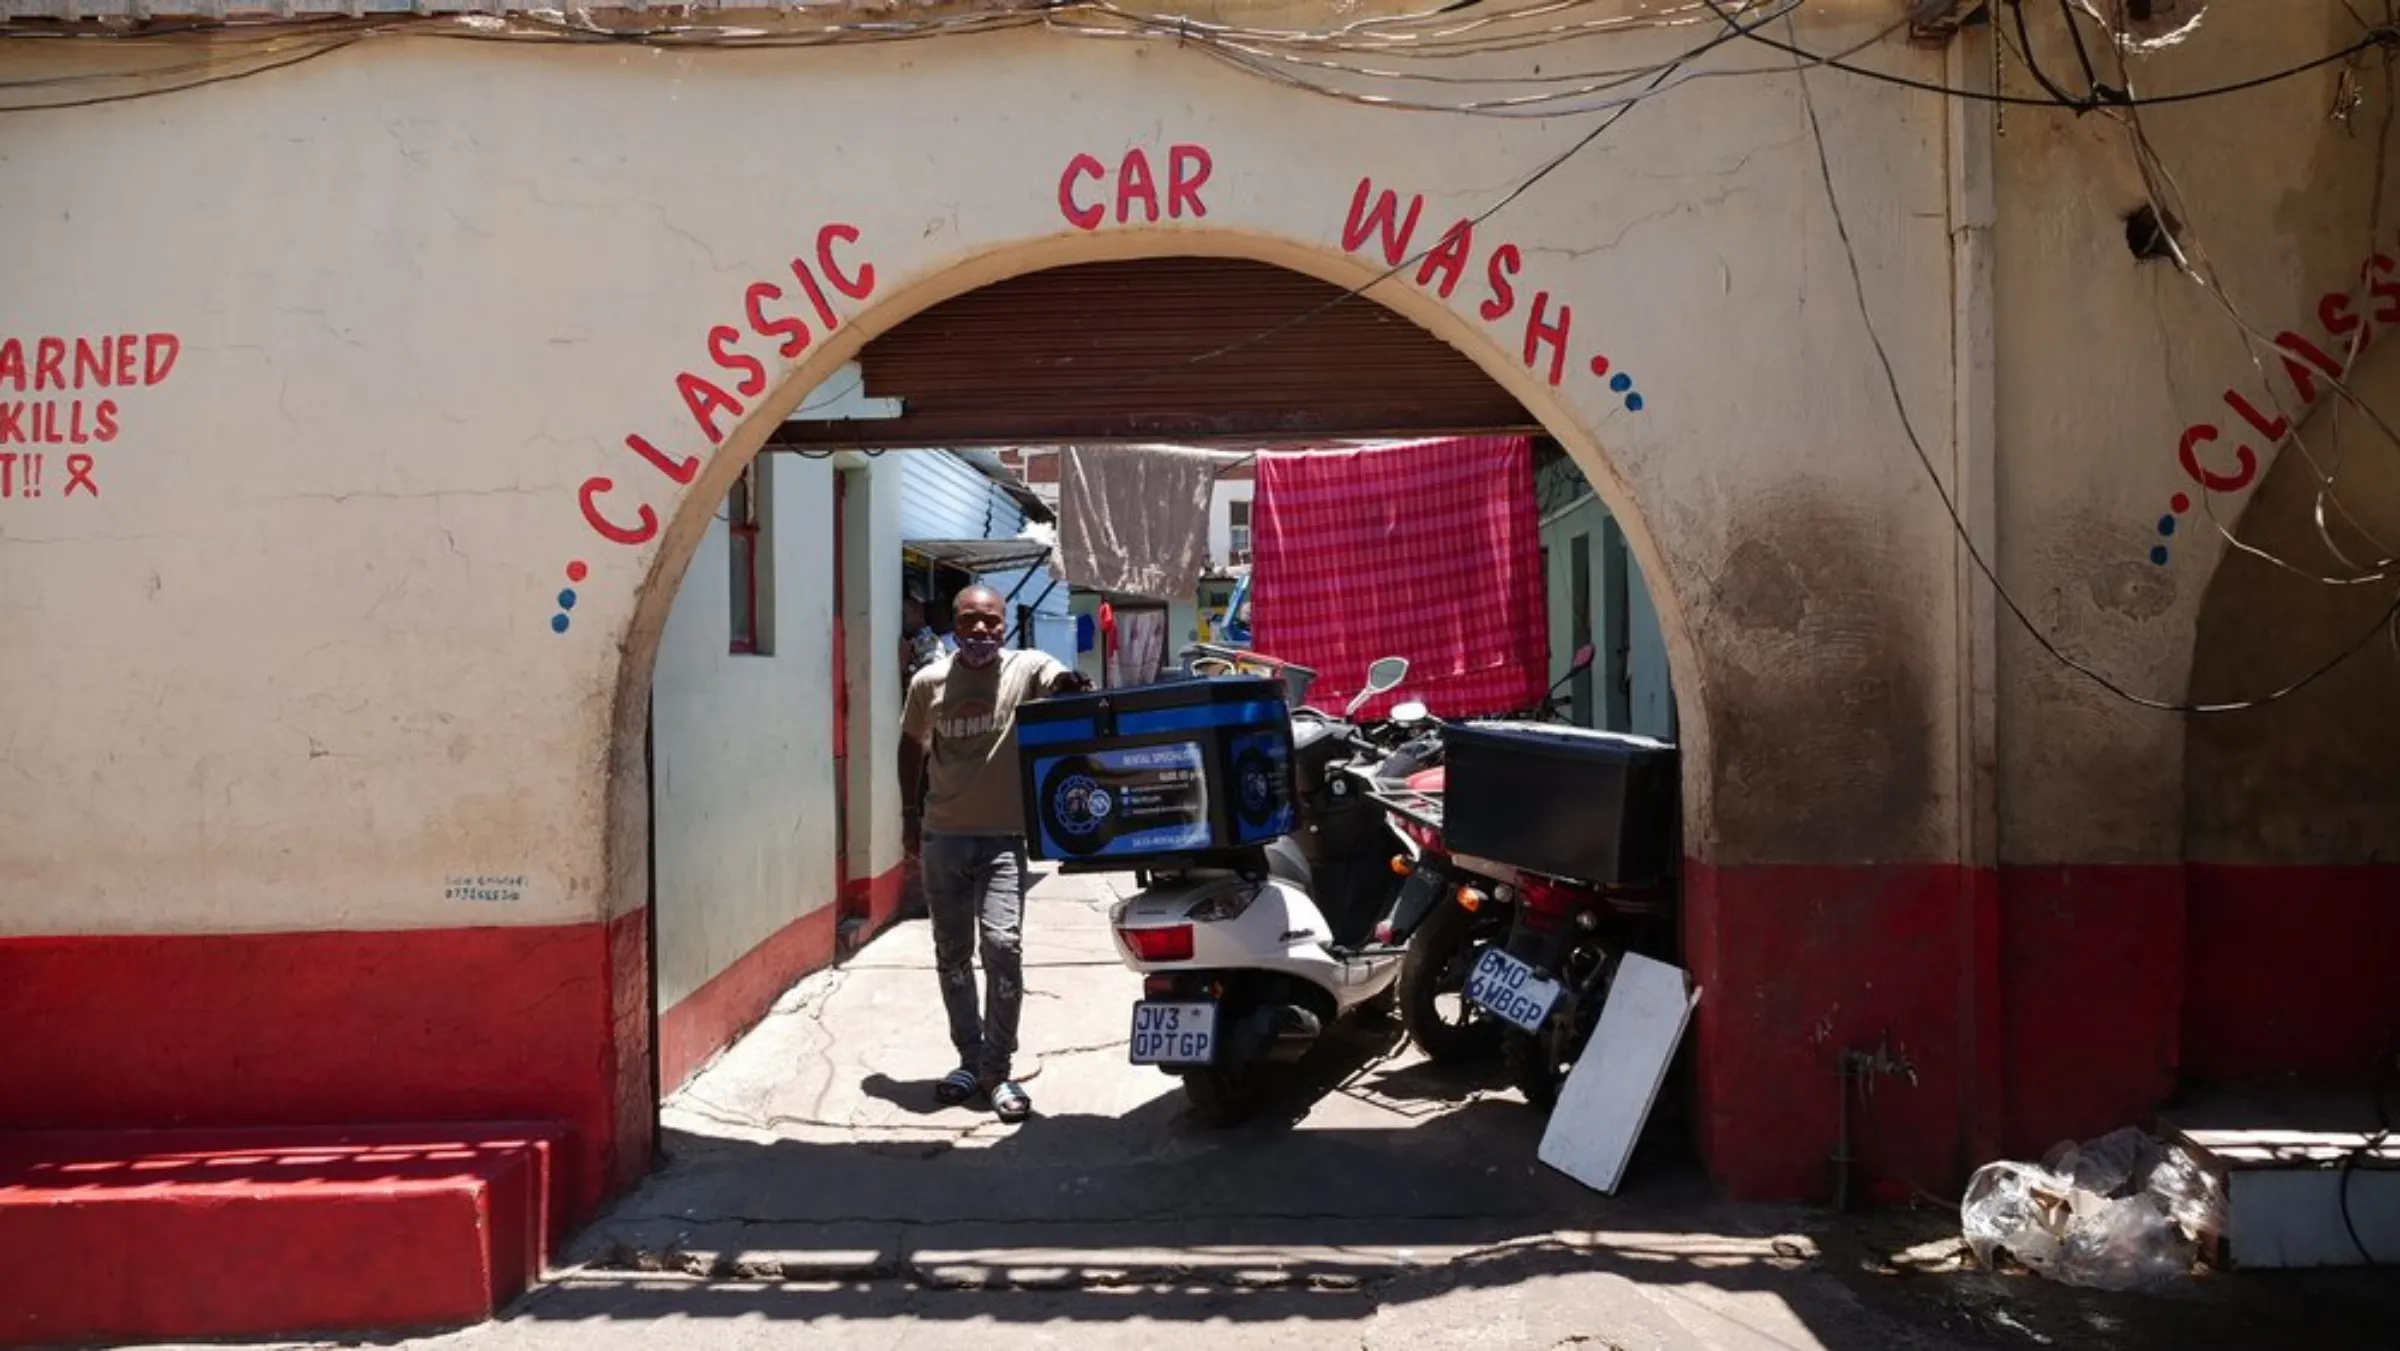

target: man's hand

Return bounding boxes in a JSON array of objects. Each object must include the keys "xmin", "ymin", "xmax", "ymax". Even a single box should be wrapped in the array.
[{"xmin": 1048, "ymin": 670, "xmax": 1093, "ymax": 696}]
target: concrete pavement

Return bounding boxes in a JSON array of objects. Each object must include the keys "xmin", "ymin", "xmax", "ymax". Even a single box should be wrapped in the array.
[
  {"xmin": 515, "ymin": 865, "xmax": 1908, "ymax": 1348},
  {"xmin": 167, "ymin": 867, "xmax": 2400, "ymax": 1350}
]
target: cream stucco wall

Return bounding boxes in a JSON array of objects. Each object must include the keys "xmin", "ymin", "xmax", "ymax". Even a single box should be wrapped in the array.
[
  {"xmin": 650, "ymin": 453, "xmax": 842, "ymax": 1010},
  {"xmin": 3, "ymin": 4, "xmax": 2384, "ymax": 952},
  {"xmin": 1993, "ymin": 4, "xmax": 2400, "ymax": 865}
]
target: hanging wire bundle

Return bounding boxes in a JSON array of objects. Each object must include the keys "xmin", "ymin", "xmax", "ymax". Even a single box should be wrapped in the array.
[{"xmin": 1, "ymin": 0, "xmax": 2389, "ymax": 116}]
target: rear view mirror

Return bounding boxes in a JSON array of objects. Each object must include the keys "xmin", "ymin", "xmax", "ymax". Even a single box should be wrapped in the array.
[{"xmin": 1346, "ymin": 656, "xmax": 1411, "ymax": 717}]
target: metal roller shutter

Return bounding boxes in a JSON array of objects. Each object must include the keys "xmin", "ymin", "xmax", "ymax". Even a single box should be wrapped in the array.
[{"xmin": 772, "ymin": 257, "xmax": 1532, "ymax": 448}]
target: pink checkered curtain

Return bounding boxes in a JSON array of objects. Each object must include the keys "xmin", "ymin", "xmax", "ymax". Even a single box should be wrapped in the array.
[{"xmin": 1250, "ymin": 435, "xmax": 1549, "ymax": 720}]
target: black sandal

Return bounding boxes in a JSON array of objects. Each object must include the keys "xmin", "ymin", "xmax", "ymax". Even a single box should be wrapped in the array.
[
  {"xmin": 935, "ymin": 1066, "xmax": 981, "ymax": 1106},
  {"xmin": 988, "ymin": 1079, "xmax": 1032, "ymax": 1123}
]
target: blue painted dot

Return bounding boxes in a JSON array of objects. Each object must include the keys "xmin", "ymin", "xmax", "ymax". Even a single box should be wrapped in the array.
[
  {"xmin": 2149, "ymin": 545, "xmax": 2170, "ymax": 566},
  {"xmin": 2156, "ymin": 514, "xmax": 2176, "ymax": 537},
  {"xmin": 1608, "ymin": 372, "xmax": 1633, "ymax": 393},
  {"xmin": 1625, "ymin": 392, "xmax": 1646, "ymax": 412},
  {"xmin": 558, "ymin": 588, "xmax": 578, "ymax": 610},
  {"xmin": 551, "ymin": 613, "xmax": 571, "ymax": 633}
]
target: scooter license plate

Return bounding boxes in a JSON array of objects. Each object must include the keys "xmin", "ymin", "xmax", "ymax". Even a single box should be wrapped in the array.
[
  {"xmin": 1464, "ymin": 948, "xmax": 1562, "ymax": 1035},
  {"xmin": 1128, "ymin": 1000, "xmax": 1218, "ymax": 1067}
]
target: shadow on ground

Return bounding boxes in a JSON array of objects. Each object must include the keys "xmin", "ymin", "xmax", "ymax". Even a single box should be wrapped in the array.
[{"xmin": 478, "ymin": 872, "xmax": 2400, "ymax": 1351}]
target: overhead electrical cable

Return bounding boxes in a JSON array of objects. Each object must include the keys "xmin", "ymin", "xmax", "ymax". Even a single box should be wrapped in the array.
[{"xmin": 1718, "ymin": 0, "xmax": 2400, "ymax": 713}]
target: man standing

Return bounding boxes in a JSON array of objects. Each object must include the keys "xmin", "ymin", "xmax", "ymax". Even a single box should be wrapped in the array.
[{"xmin": 899, "ymin": 584, "xmax": 1087, "ymax": 1122}]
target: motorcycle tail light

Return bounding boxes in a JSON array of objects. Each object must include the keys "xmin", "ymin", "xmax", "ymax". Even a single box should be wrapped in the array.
[
  {"xmin": 1186, "ymin": 885, "xmax": 1260, "ymax": 923},
  {"xmin": 1520, "ymin": 875, "xmax": 1581, "ymax": 915},
  {"xmin": 1122, "ymin": 924, "xmax": 1195, "ymax": 963},
  {"xmin": 1142, "ymin": 974, "xmax": 1182, "ymax": 998}
]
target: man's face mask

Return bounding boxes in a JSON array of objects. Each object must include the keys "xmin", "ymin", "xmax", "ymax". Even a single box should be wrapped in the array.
[{"xmin": 953, "ymin": 601, "xmax": 1006, "ymax": 666}]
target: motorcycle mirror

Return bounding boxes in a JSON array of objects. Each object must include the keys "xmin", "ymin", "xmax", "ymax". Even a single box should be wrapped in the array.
[
  {"xmin": 1346, "ymin": 656, "xmax": 1411, "ymax": 717},
  {"xmin": 1392, "ymin": 699, "xmax": 1431, "ymax": 725}
]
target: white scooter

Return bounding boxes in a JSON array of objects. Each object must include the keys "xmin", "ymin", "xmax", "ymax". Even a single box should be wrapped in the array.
[{"xmin": 1108, "ymin": 656, "xmax": 1418, "ymax": 1125}]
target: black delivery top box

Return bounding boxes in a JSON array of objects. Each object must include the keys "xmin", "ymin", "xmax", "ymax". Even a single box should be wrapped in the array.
[
  {"xmin": 1016, "ymin": 676, "xmax": 1298, "ymax": 864},
  {"xmin": 1441, "ymin": 721, "xmax": 1678, "ymax": 887}
]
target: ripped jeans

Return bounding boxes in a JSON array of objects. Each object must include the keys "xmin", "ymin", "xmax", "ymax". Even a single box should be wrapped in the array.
[{"xmin": 919, "ymin": 832, "xmax": 1028, "ymax": 1082}]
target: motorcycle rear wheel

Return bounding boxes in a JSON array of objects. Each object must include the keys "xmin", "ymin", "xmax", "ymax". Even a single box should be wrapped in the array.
[
  {"xmin": 1504, "ymin": 1028, "xmax": 1561, "ymax": 1111},
  {"xmin": 1399, "ymin": 902, "xmax": 1504, "ymax": 1063},
  {"xmin": 1183, "ymin": 1065, "xmax": 1265, "ymax": 1127},
  {"xmin": 1506, "ymin": 952, "xmax": 1617, "ymax": 1112}
]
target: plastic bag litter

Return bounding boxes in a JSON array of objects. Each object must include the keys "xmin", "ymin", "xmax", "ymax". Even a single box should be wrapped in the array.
[{"xmin": 1961, "ymin": 1127, "xmax": 2225, "ymax": 1292}]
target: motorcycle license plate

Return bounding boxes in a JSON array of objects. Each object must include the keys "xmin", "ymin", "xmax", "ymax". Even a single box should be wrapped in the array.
[
  {"xmin": 1464, "ymin": 948, "xmax": 1562, "ymax": 1035},
  {"xmin": 1128, "ymin": 1000, "xmax": 1217, "ymax": 1066}
]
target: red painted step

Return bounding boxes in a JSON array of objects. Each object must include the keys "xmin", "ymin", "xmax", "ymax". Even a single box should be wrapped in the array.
[{"xmin": 0, "ymin": 1122, "xmax": 569, "ymax": 1348}]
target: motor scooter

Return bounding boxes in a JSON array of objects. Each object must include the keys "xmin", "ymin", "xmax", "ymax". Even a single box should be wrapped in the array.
[{"xmin": 1107, "ymin": 655, "xmax": 1420, "ymax": 1125}]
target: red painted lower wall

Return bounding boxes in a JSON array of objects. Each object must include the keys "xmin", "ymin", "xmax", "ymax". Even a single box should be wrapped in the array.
[
  {"xmin": 1997, "ymin": 865, "xmax": 2186, "ymax": 1157},
  {"xmin": 1683, "ymin": 862, "xmax": 1975, "ymax": 1205},
  {"xmin": 0, "ymin": 914, "xmax": 650, "ymax": 1225},
  {"xmin": 863, "ymin": 861, "xmax": 909, "ymax": 935},
  {"xmin": 1685, "ymin": 859, "xmax": 2399, "ymax": 1205},
  {"xmin": 658, "ymin": 865, "xmax": 906, "ymax": 1091},
  {"xmin": 2184, "ymin": 863, "xmax": 2400, "ymax": 1084},
  {"xmin": 0, "ymin": 867, "xmax": 910, "ymax": 1235},
  {"xmin": 2, "ymin": 859, "xmax": 2383, "ymax": 1234},
  {"xmin": 659, "ymin": 908, "xmax": 835, "ymax": 1092}
]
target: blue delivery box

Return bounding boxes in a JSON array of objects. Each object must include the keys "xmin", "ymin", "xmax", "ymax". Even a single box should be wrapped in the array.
[{"xmin": 1015, "ymin": 675, "xmax": 1298, "ymax": 864}]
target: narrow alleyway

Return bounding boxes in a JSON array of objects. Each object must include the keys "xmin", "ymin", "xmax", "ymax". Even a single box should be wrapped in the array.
[
  {"xmin": 580, "ymin": 868, "xmax": 1792, "ymax": 1286},
  {"xmin": 513, "ymin": 867, "xmax": 1909, "ymax": 1348},
  {"xmin": 231, "ymin": 869, "xmax": 2399, "ymax": 1351}
]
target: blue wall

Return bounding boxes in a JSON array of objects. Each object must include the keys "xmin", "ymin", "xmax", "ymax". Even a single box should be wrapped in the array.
[{"xmin": 899, "ymin": 450, "xmax": 1074, "ymax": 669}]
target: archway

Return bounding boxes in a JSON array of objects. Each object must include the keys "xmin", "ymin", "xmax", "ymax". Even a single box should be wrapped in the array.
[
  {"xmin": 605, "ymin": 236, "xmax": 1707, "ymax": 1190},
  {"xmin": 2182, "ymin": 337, "xmax": 2400, "ymax": 1093}
]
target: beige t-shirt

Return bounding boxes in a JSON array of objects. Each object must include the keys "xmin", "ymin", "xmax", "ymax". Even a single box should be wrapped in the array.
[{"xmin": 904, "ymin": 648, "xmax": 1067, "ymax": 837}]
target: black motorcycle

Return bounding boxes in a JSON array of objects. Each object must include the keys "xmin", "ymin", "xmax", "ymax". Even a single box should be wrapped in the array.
[{"xmin": 1365, "ymin": 644, "xmax": 1598, "ymax": 1065}]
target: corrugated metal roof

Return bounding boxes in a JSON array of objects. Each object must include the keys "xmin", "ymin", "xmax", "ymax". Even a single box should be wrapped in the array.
[{"xmin": 900, "ymin": 537, "xmax": 1055, "ymax": 574}]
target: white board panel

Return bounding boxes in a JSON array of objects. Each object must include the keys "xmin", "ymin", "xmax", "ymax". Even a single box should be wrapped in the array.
[{"xmin": 1537, "ymin": 952, "xmax": 1700, "ymax": 1195}]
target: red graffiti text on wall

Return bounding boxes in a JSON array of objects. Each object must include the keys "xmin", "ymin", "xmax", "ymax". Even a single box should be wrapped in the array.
[
  {"xmin": 2176, "ymin": 250, "xmax": 2400, "ymax": 496},
  {"xmin": 1336, "ymin": 178, "xmax": 1638, "ymax": 406},
  {"xmin": 579, "ymin": 224, "xmax": 877, "ymax": 547},
  {"xmin": 0, "ymin": 333, "xmax": 181, "ymax": 500},
  {"xmin": 1057, "ymin": 144, "xmax": 1215, "ymax": 230}
]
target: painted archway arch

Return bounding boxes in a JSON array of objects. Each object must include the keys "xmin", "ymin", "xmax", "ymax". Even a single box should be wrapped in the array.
[
  {"xmin": 1, "ymin": 17, "xmax": 1977, "ymax": 1229},
  {"xmin": 600, "ymin": 225, "xmax": 1717, "ymax": 876}
]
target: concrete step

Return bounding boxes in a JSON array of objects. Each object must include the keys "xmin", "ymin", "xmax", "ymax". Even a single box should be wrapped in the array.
[
  {"xmin": 2163, "ymin": 1086, "xmax": 2399, "ymax": 1270},
  {"xmin": 0, "ymin": 1121, "xmax": 569, "ymax": 1348}
]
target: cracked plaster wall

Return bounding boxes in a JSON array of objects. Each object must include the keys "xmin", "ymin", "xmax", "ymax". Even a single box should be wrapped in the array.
[
  {"xmin": 650, "ymin": 452, "xmax": 846, "ymax": 1010},
  {"xmin": 1992, "ymin": 2, "xmax": 2400, "ymax": 866},
  {"xmin": 0, "ymin": 7, "xmax": 2272, "ymax": 944}
]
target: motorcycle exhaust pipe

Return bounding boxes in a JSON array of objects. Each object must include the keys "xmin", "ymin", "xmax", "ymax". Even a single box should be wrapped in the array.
[{"xmin": 1227, "ymin": 1004, "xmax": 1324, "ymax": 1066}]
